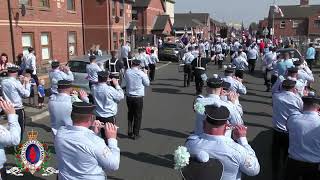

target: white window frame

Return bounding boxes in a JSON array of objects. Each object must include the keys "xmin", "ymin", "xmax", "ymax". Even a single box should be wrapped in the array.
[{"xmin": 280, "ymin": 21, "xmax": 286, "ymax": 29}]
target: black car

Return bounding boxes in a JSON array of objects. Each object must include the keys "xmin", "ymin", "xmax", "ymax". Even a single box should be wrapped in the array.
[{"xmin": 158, "ymin": 42, "xmax": 185, "ymax": 62}]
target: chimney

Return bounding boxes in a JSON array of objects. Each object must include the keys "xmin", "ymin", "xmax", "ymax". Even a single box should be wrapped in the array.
[{"xmin": 300, "ymin": 0, "xmax": 309, "ymax": 6}]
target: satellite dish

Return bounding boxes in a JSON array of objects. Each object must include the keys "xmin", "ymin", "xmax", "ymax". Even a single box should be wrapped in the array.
[
  {"xmin": 21, "ymin": 4, "xmax": 26, "ymax": 16},
  {"xmin": 115, "ymin": 16, "xmax": 120, "ymax": 23}
]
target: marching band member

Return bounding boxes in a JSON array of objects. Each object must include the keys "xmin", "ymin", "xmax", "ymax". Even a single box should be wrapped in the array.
[
  {"xmin": 49, "ymin": 80, "xmax": 89, "ymax": 136},
  {"xmin": 272, "ymin": 79, "xmax": 303, "ymax": 180},
  {"xmin": 86, "ymin": 55, "xmax": 102, "ymax": 90},
  {"xmin": 222, "ymin": 66, "xmax": 247, "ymax": 95},
  {"xmin": 124, "ymin": 59, "xmax": 150, "ymax": 140},
  {"xmin": 286, "ymin": 94, "xmax": 320, "ymax": 180},
  {"xmin": 55, "ymin": 102, "xmax": 120, "ymax": 180},
  {"xmin": 92, "ymin": 71, "xmax": 124, "ymax": 139},
  {"xmin": 49, "ymin": 61, "xmax": 74, "ymax": 94},
  {"xmin": 193, "ymin": 75, "xmax": 243, "ymax": 135},
  {"xmin": 1, "ymin": 66, "xmax": 30, "ymax": 141},
  {"xmin": 186, "ymin": 105, "xmax": 260, "ymax": 179}
]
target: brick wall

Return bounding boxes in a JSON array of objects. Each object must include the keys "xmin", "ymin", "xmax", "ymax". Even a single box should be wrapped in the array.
[
  {"xmin": 83, "ymin": 0, "xmax": 133, "ymax": 52},
  {"xmin": 273, "ymin": 19, "xmax": 308, "ymax": 38},
  {"xmin": 308, "ymin": 13, "xmax": 320, "ymax": 38},
  {"xmin": 0, "ymin": 0, "xmax": 83, "ymax": 66}
]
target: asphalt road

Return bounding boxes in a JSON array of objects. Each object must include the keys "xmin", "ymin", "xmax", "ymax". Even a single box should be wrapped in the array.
[{"xmin": 4, "ymin": 59, "xmax": 320, "ymax": 180}]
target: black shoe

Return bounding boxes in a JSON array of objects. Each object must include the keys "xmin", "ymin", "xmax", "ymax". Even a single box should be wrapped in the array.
[
  {"xmin": 133, "ymin": 135, "xmax": 141, "ymax": 140},
  {"xmin": 128, "ymin": 133, "xmax": 134, "ymax": 139}
]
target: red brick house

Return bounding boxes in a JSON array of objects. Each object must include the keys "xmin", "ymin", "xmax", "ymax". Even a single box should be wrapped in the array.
[
  {"xmin": 210, "ymin": 19, "xmax": 228, "ymax": 38},
  {"xmin": 267, "ymin": 0, "xmax": 320, "ymax": 41},
  {"xmin": 132, "ymin": 0, "xmax": 173, "ymax": 46},
  {"xmin": 0, "ymin": 0, "xmax": 84, "ymax": 67},
  {"xmin": 83, "ymin": 0, "xmax": 135, "ymax": 53},
  {"xmin": 173, "ymin": 13, "xmax": 211, "ymax": 40}
]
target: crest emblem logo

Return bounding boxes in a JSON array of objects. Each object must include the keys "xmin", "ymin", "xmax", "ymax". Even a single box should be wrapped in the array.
[{"xmin": 6, "ymin": 130, "xmax": 58, "ymax": 176}]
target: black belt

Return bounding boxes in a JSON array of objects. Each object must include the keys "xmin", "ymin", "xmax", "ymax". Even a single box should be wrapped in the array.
[{"xmin": 127, "ymin": 95, "xmax": 143, "ymax": 98}]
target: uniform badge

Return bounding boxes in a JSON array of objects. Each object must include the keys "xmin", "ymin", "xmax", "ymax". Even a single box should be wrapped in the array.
[{"xmin": 6, "ymin": 130, "xmax": 58, "ymax": 177}]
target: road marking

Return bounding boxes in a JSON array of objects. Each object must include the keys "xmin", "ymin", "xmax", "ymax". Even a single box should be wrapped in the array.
[
  {"xmin": 156, "ymin": 62, "xmax": 171, "ymax": 70},
  {"xmin": 31, "ymin": 111, "xmax": 50, "ymax": 122}
]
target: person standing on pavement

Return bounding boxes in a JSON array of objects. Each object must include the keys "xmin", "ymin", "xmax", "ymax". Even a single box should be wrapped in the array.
[
  {"xmin": 149, "ymin": 50, "xmax": 159, "ymax": 82},
  {"xmin": 247, "ymin": 43, "xmax": 259, "ymax": 74},
  {"xmin": 193, "ymin": 75, "xmax": 243, "ymax": 135},
  {"xmin": 55, "ymin": 102, "xmax": 120, "ymax": 180},
  {"xmin": 49, "ymin": 80, "xmax": 89, "ymax": 136},
  {"xmin": 182, "ymin": 46, "xmax": 195, "ymax": 87},
  {"xmin": 186, "ymin": 105, "xmax": 260, "ymax": 179},
  {"xmin": 49, "ymin": 61, "xmax": 74, "ymax": 94},
  {"xmin": 1, "ymin": 66, "xmax": 30, "ymax": 141},
  {"xmin": 92, "ymin": 71, "xmax": 124, "ymax": 139},
  {"xmin": 272, "ymin": 79, "xmax": 303, "ymax": 180},
  {"xmin": 305, "ymin": 43, "xmax": 316, "ymax": 70},
  {"xmin": 0, "ymin": 100, "xmax": 21, "ymax": 179},
  {"xmin": 286, "ymin": 94, "xmax": 320, "ymax": 180},
  {"xmin": 22, "ymin": 47, "xmax": 38, "ymax": 85},
  {"xmin": 124, "ymin": 59, "xmax": 150, "ymax": 140},
  {"xmin": 86, "ymin": 55, "xmax": 102, "ymax": 90}
]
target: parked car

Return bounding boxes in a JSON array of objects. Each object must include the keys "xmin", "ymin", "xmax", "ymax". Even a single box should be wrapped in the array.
[
  {"xmin": 68, "ymin": 54, "xmax": 111, "ymax": 93},
  {"xmin": 276, "ymin": 48, "xmax": 303, "ymax": 60},
  {"xmin": 158, "ymin": 42, "xmax": 185, "ymax": 62}
]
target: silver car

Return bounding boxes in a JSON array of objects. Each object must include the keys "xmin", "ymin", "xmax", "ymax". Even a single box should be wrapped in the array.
[{"xmin": 68, "ymin": 54, "xmax": 111, "ymax": 93}]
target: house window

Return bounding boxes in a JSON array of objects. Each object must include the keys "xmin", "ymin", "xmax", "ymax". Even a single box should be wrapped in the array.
[
  {"xmin": 111, "ymin": 0, "xmax": 116, "ymax": 17},
  {"xmin": 132, "ymin": 9, "xmax": 138, "ymax": 20},
  {"xmin": 120, "ymin": 3, "xmax": 124, "ymax": 17},
  {"xmin": 113, "ymin": 32, "xmax": 118, "ymax": 49},
  {"xmin": 40, "ymin": 32, "xmax": 51, "ymax": 60},
  {"xmin": 67, "ymin": 0, "xmax": 75, "ymax": 11},
  {"xmin": 292, "ymin": 21, "xmax": 299, "ymax": 28},
  {"xmin": 280, "ymin": 21, "xmax": 286, "ymax": 29},
  {"xmin": 68, "ymin": 32, "xmax": 77, "ymax": 57},
  {"xmin": 19, "ymin": 0, "xmax": 32, "ymax": 6},
  {"xmin": 315, "ymin": 20, "xmax": 320, "ymax": 28},
  {"xmin": 39, "ymin": 0, "xmax": 49, "ymax": 8},
  {"xmin": 120, "ymin": 32, "xmax": 124, "ymax": 40},
  {"xmin": 22, "ymin": 33, "xmax": 34, "ymax": 55}
]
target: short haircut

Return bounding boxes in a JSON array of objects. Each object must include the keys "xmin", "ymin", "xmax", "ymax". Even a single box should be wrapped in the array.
[
  {"xmin": 71, "ymin": 113, "xmax": 93, "ymax": 123},
  {"xmin": 98, "ymin": 75, "xmax": 108, "ymax": 83}
]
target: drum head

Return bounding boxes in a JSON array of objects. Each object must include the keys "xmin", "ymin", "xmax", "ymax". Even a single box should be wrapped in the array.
[{"xmin": 181, "ymin": 158, "xmax": 223, "ymax": 180}]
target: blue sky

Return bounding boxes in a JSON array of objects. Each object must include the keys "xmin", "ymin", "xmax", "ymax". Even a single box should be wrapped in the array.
[{"xmin": 175, "ymin": 0, "xmax": 320, "ymax": 26}]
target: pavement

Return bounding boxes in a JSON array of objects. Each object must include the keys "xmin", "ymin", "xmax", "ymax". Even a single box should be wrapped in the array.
[{"xmin": 3, "ymin": 59, "xmax": 320, "ymax": 180}]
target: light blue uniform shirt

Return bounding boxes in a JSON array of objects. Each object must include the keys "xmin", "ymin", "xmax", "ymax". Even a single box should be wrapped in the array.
[
  {"xmin": 1, "ymin": 77, "xmax": 31, "ymax": 108},
  {"xmin": 271, "ymin": 76, "xmax": 307, "ymax": 96},
  {"xmin": 92, "ymin": 83, "xmax": 124, "ymax": 118},
  {"xmin": 182, "ymin": 52, "xmax": 195, "ymax": 64},
  {"xmin": 272, "ymin": 91, "xmax": 303, "ymax": 132},
  {"xmin": 222, "ymin": 76, "xmax": 247, "ymax": 95},
  {"xmin": 0, "ymin": 114, "xmax": 21, "ymax": 168},
  {"xmin": 287, "ymin": 111, "xmax": 320, "ymax": 163},
  {"xmin": 55, "ymin": 126, "xmax": 120, "ymax": 180},
  {"xmin": 232, "ymin": 56, "xmax": 248, "ymax": 70},
  {"xmin": 247, "ymin": 48, "xmax": 259, "ymax": 60},
  {"xmin": 86, "ymin": 63, "xmax": 102, "ymax": 82},
  {"xmin": 186, "ymin": 134, "xmax": 260, "ymax": 180},
  {"xmin": 276, "ymin": 59, "xmax": 294, "ymax": 76},
  {"xmin": 297, "ymin": 68, "xmax": 314, "ymax": 83},
  {"xmin": 149, "ymin": 54, "xmax": 159, "ymax": 64},
  {"xmin": 48, "ymin": 93, "xmax": 72, "ymax": 135},
  {"xmin": 306, "ymin": 47, "xmax": 316, "ymax": 60},
  {"xmin": 194, "ymin": 94, "xmax": 243, "ymax": 135},
  {"xmin": 125, "ymin": 67, "xmax": 150, "ymax": 97},
  {"xmin": 137, "ymin": 53, "xmax": 150, "ymax": 68},
  {"xmin": 49, "ymin": 69, "xmax": 74, "ymax": 94}
]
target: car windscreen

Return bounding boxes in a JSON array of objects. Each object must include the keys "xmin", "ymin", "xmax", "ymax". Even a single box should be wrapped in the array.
[
  {"xmin": 277, "ymin": 50, "xmax": 301, "ymax": 59},
  {"xmin": 68, "ymin": 61, "xmax": 88, "ymax": 73},
  {"xmin": 163, "ymin": 43, "xmax": 177, "ymax": 49}
]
